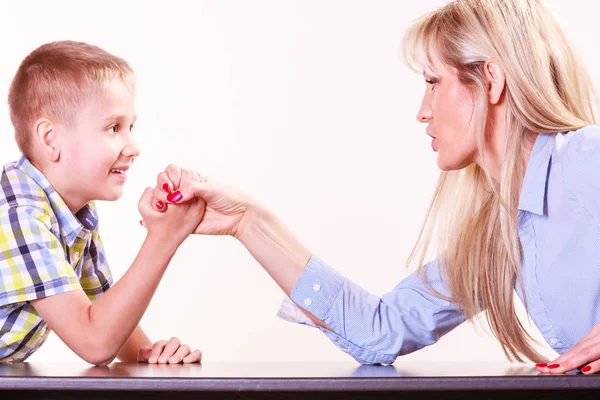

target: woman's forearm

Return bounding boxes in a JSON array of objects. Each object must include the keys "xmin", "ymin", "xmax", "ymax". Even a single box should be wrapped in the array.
[
  {"xmin": 236, "ymin": 203, "xmax": 311, "ymax": 296},
  {"xmin": 235, "ymin": 203, "xmax": 331, "ymax": 330}
]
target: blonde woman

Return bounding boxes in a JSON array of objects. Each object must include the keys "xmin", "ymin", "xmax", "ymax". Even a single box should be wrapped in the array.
[{"xmin": 152, "ymin": 0, "xmax": 600, "ymax": 373}]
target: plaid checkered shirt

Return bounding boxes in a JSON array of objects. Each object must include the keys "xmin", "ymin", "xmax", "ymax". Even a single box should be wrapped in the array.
[{"xmin": 0, "ymin": 156, "xmax": 113, "ymax": 362}]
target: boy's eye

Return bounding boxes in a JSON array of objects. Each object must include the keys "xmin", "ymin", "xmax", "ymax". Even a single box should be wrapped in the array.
[{"xmin": 109, "ymin": 125, "xmax": 119, "ymax": 133}]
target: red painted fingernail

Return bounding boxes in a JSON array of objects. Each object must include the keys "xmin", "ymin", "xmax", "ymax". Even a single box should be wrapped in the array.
[
  {"xmin": 139, "ymin": 220, "xmax": 144, "ymax": 226},
  {"xmin": 581, "ymin": 365, "xmax": 592, "ymax": 373},
  {"xmin": 167, "ymin": 190, "xmax": 182, "ymax": 203},
  {"xmin": 535, "ymin": 363, "xmax": 548, "ymax": 368},
  {"xmin": 156, "ymin": 200, "xmax": 165, "ymax": 210},
  {"xmin": 547, "ymin": 364, "xmax": 560, "ymax": 369},
  {"xmin": 162, "ymin": 183, "xmax": 170, "ymax": 192}
]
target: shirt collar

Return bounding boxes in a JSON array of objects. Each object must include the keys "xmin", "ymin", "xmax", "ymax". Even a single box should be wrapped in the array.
[
  {"xmin": 17, "ymin": 156, "xmax": 98, "ymax": 246},
  {"xmin": 517, "ymin": 133, "xmax": 556, "ymax": 216}
]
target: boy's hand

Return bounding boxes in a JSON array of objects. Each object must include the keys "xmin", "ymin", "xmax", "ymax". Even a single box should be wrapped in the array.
[
  {"xmin": 138, "ymin": 169, "xmax": 206, "ymax": 245},
  {"xmin": 151, "ymin": 165, "xmax": 252, "ymax": 238},
  {"xmin": 138, "ymin": 337, "xmax": 202, "ymax": 364}
]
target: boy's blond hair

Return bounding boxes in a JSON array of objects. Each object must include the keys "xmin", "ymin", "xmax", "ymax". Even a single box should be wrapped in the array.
[{"xmin": 8, "ymin": 41, "xmax": 135, "ymax": 158}]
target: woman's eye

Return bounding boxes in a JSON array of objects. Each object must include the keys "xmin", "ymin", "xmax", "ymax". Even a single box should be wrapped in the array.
[
  {"xmin": 425, "ymin": 79, "xmax": 437, "ymax": 90},
  {"xmin": 109, "ymin": 125, "xmax": 119, "ymax": 133}
]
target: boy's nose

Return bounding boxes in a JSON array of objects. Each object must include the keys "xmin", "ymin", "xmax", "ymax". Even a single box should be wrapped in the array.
[{"xmin": 124, "ymin": 136, "xmax": 141, "ymax": 158}]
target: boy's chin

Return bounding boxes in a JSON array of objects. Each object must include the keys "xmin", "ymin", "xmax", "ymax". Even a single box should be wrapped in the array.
[{"xmin": 101, "ymin": 188, "xmax": 125, "ymax": 201}]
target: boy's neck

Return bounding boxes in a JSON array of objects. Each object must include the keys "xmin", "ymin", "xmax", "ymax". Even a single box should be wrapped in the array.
[{"xmin": 31, "ymin": 158, "xmax": 89, "ymax": 214}]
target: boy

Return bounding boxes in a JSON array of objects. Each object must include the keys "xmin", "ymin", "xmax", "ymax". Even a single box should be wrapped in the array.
[{"xmin": 0, "ymin": 41, "xmax": 204, "ymax": 365}]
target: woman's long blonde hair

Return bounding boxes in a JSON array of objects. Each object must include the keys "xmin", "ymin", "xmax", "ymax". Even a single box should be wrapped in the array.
[{"xmin": 403, "ymin": 0, "xmax": 598, "ymax": 362}]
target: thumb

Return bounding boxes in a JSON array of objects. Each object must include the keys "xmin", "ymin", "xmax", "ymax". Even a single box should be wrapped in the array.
[
  {"xmin": 137, "ymin": 187, "xmax": 155, "ymax": 214},
  {"xmin": 138, "ymin": 345, "xmax": 153, "ymax": 362}
]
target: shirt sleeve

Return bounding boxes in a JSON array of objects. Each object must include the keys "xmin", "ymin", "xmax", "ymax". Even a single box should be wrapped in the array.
[
  {"xmin": 0, "ymin": 205, "xmax": 81, "ymax": 306},
  {"xmin": 79, "ymin": 230, "xmax": 113, "ymax": 302},
  {"xmin": 80, "ymin": 229, "xmax": 113, "ymax": 302},
  {"xmin": 279, "ymin": 255, "xmax": 466, "ymax": 365}
]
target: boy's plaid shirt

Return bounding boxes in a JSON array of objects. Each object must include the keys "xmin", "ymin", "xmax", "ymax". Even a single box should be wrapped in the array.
[{"xmin": 0, "ymin": 157, "xmax": 113, "ymax": 362}]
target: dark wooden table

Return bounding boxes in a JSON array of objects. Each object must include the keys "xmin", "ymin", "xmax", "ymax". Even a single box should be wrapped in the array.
[{"xmin": 0, "ymin": 361, "xmax": 599, "ymax": 399}]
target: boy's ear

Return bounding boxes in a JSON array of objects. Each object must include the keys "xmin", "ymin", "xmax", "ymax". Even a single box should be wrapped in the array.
[{"xmin": 34, "ymin": 119, "xmax": 60, "ymax": 162}]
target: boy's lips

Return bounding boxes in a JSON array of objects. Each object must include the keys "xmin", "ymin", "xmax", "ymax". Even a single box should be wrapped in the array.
[{"xmin": 109, "ymin": 165, "xmax": 130, "ymax": 181}]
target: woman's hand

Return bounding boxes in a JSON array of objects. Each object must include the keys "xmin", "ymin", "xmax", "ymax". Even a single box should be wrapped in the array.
[
  {"xmin": 536, "ymin": 323, "xmax": 600, "ymax": 374},
  {"xmin": 152, "ymin": 164, "xmax": 253, "ymax": 239},
  {"xmin": 150, "ymin": 164, "xmax": 313, "ymax": 298}
]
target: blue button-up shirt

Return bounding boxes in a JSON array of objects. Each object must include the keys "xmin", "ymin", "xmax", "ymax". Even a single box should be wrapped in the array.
[{"xmin": 279, "ymin": 126, "xmax": 600, "ymax": 364}]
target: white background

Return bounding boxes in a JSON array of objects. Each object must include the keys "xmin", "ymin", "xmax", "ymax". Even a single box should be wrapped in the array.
[{"xmin": 0, "ymin": 0, "xmax": 595, "ymax": 365}]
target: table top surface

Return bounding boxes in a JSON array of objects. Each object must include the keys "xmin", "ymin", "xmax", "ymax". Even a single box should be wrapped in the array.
[{"xmin": 0, "ymin": 362, "xmax": 599, "ymax": 391}]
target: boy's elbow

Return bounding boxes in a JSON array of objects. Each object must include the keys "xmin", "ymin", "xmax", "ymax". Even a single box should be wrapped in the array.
[
  {"xmin": 79, "ymin": 338, "xmax": 120, "ymax": 366},
  {"xmin": 85, "ymin": 353, "xmax": 116, "ymax": 366},
  {"xmin": 82, "ymin": 350, "xmax": 117, "ymax": 366},
  {"xmin": 80, "ymin": 348, "xmax": 117, "ymax": 366}
]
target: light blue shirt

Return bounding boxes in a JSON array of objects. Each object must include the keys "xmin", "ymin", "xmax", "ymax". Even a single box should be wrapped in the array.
[{"xmin": 279, "ymin": 126, "xmax": 600, "ymax": 364}]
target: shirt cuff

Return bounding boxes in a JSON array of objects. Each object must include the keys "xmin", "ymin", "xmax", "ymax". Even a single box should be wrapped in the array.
[
  {"xmin": 277, "ymin": 296, "xmax": 317, "ymax": 326},
  {"xmin": 276, "ymin": 296, "xmax": 397, "ymax": 365},
  {"xmin": 288, "ymin": 254, "xmax": 345, "ymax": 321}
]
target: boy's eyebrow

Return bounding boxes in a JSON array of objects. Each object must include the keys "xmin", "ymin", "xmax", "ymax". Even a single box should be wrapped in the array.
[{"xmin": 103, "ymin": 114, "xmax": 138, "ymax": 123}]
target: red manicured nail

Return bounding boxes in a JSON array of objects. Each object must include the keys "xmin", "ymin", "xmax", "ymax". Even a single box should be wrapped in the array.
[
  {"xmin": 547, "ymin": 364, "xmax": 560, "ymax": 369},
  {"xmin": 139, "ymin": 220, "xmax": 144, "ymax": 226},
  {"xmin": 162, "ymin": 183, "xmax": 170, "ymax": 192},
  {"xmin": 581, "ymin": 365, "xmax": 592, "ymax": 373},
  {"xmin": 167, "ymin": 190, "xmax": 182, "ymax": 203},
  {"xmin": 156, "ymin": 200, "xmax": 165, "ymax": 210},
  {"xmin": 535, "ymin": 363, "xmax": 548, "ymax": 368}
]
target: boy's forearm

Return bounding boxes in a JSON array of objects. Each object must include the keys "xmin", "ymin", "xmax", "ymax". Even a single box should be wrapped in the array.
[
  {"xmin": 86, "ymin": 233, "xmax": 178, "ymax": 361},
  {"xmin": 117, "ymin": 325, "xmax": 152, "ymax": 362}
]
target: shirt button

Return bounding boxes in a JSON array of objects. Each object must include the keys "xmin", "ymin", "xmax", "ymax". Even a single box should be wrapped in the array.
[
  {"xmin": 303, "ymin": 298, "xmax": 312, "ymax": 307},
  {"xmin": 549, "ymin": 338, "xmax": 558, "ymax": 346},
  {"xmin": 313, "ymin": 284, "xmax": 321, "ymax": 292}
]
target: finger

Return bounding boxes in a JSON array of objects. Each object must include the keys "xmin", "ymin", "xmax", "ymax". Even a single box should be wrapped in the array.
[
  {"xmin": 542, "ymin": 340, "xmax": 599, "ymax": 374},
  {"xmin": 153, "ymin": 185, "xmax": 170, "ymax": 204},
  {"xmin": 138, "ymin": 345, "xmax": 153, "ymax": 363},
  {"xmin": 168, "ymin": 181, "xmax": 216, "ymax": 204},
  {"xmin": 152, "ymin": 196, "xmax": 167, "ymax": 213},
  {"xmin": 167, "ymin": 344, "xmax": 191, "ymax": 364},
  {"xmin": 139, "ymin": 219, "xmax": 147, "ymax": 228},
  {"xmin": 157, "ymin": 171, "xmax": 174, "ymax": 194},
  {"xmin": 580, "ymin": 359, "xmax": 600, "ymax": 374},
  {"xmin": 148, "ymin": 340, "xmax": 168, "ymax": 364},
  {"xmin": 158, "ymin": 337, "xmax": 181, "ymax": 363},
  {"xmin": 182, "ymin": 349, "xmax": 202, "ymax": 364},
  {"xmin": 191, "ymin": 170, "xmax": 208, "ymax": 183},
  {"xmin": 179, "ymin": 168, "xmax": 193, "ymax": 191},
  {"xmin": 165, "ymin": 164, "xmax": 182, "ymax": 191},
  {"xmin": 191, "ymin": 171, "xmax": 201, "ymax": 182}
]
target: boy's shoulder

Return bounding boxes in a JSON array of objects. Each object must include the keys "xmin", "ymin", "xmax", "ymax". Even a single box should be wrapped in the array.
[{"xmin": 0, "ymin": 158, "xmax": 54, "ymax": 222}]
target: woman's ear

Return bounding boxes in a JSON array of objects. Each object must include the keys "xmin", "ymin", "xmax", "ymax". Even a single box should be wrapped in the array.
[
  {"xmin": 34, "ymin": 119, "xmax": 60, "ymax": 162},
  {"xmin": 484, "ymin": 60, "xmax": 506, "ymax": 105}
]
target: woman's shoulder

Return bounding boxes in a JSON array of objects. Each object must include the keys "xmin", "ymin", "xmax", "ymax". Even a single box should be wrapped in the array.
[
  {"xmin": 560, "ymin": 125, "xmax": 600, "ymax": 157},
  {"xmin": 558, "ymin": 125, "xmax": 600, "ymax": 212},
  {"xmin": 558, "ymin": 125, "xmax": 600, "ymax": 169}
]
